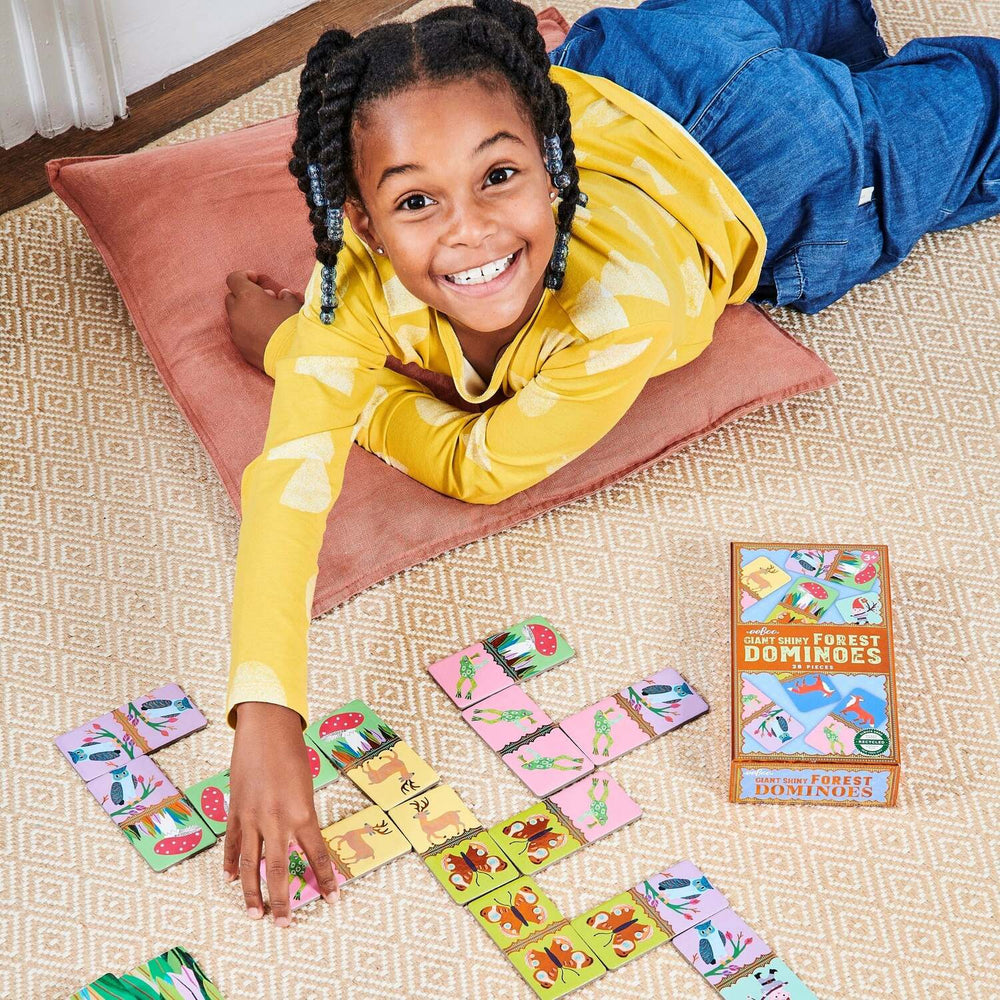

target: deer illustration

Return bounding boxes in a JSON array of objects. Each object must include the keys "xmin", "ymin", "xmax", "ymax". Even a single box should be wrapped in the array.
[
  {"xmin": 360, "ymin": 748, "xmax": 419, "ymax": 795},
  {"xmin": 742, "ymin": 562, "xmax": 779, "ymax": 598},
  {"xmin": 790, "ymin": 675, "xmax": 834, "ymax": 697},
  {"xmin": 840, "ymin": 694, "xmax": 875, "ymax": 728},
  {"xmin": 326, "ymin": 819, "xmax": 393, "ymax": 867},
  {"xmin": 411, "ymin": 796, "xmax": 466, "ymax": 845}
]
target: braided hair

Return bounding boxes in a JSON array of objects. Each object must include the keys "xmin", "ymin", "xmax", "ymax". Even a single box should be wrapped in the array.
[{"xmin": 287, "ymin": 0, "xmax": 585, "ymax": 324}]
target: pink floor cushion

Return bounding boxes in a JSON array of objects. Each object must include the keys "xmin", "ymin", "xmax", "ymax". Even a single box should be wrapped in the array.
[{"xmin": 46, "ymin": 110, "xmax": 836, "ymax": 618}]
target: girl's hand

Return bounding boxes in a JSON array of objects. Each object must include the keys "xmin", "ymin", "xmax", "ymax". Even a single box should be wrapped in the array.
[
  {"xmin": 224, "ymin": 701, "xmax": 340, "ymax": 925},
  {"xmin": 224, "ymin": 270, "xmax": 304, "ymax": 372}
]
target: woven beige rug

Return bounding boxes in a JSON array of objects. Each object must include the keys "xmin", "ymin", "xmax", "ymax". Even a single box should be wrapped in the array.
[{"xmin": 4, "ymin": 1, "xmax": 999, "ymax": 997}]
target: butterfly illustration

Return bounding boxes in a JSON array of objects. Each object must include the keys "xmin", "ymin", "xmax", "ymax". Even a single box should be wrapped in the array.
[
  {"xmin": 480, "ymin": 885, "xmax": 548, "ymax": 939},
  {"xmin": 442, "ymin": 840, "xmax": 508, "ymax": 890},
  {"xmin": 525, "ymin": 935, "xmax": 593, "ymax": 988},
  {"xmin": 586, "ymin": 903, "xmax": 652, "ymax": 958},
  {"xmin": 502, "ymin": 815, "xmax": 566, "ymax": 866}
]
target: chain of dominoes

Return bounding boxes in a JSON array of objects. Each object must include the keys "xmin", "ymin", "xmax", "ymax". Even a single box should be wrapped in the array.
[{"xmin": 56, "ymin": 617, "xmax": 816, "ymax": 998}]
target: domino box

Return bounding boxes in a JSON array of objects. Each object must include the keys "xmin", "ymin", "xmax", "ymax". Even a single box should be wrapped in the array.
[{"xmin": 729, "ymin": 542, "xmax": 900, "ymax": 806}]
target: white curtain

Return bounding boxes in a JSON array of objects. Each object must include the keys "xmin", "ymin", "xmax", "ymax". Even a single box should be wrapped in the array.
[{"xmin": 0, "ymin": 0, "xmax": 127, "ymax": 150}]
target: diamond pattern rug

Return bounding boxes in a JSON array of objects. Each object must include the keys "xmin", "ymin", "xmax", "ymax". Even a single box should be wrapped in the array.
[{"xmin": 2, "ymin": 1, "xmax": 998, "ymax": 997}]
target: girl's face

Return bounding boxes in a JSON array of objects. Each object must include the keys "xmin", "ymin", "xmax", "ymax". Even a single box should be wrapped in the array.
[{"xmin": 344, "ymin": 74, "xmax": 560, "ymax": 343}]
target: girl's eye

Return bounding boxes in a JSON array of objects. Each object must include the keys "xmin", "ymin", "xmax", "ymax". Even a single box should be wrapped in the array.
[{"xmin": 395, "ymin": 167, "xmax": 518, "ymax": 212}]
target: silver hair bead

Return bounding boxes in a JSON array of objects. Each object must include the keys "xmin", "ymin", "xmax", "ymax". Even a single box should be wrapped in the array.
[
  {"xmin": 326, "ymin": 206, "xmax": 344, "ymax": 243},
  {"xmin": 307, "ymin": 162, "xmax": 326, "ymax": 207},
  {"xmin": 543, "ymin": 134, "xmax": 563, "ymax": 176}
]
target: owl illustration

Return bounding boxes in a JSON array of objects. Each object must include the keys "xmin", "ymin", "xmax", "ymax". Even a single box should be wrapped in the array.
[
  {"xmin": 137, "ymin": 696, "xmax": 193, "ymax": 721},
  {"xmin": 108, "ymin": 765, "xmax": 138, "ymax": 806},
  {"xmin": 657, "ymin": 874, "xmax": 713, "ymax": 896},
  {"xmin": 694, "ymin": 919, "xmax": 727, "ymax": 966}
]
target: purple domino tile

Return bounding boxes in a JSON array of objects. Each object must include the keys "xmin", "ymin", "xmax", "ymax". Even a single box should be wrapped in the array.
[
  {"xmin": 56, "ymin": 710, "xmax": 147, "ymax": 782},
  {"xmin": 672, "ymin": 907, "xmax": 772, "ymax": 985},
  {"xmin": 427, "ymin": 642, "xmax": 514, "ymax": 709},
  {"xmin": 86, "ymin": 755, "xmax": 178, "ymax": 826},
  {"xmin": 619, "ymin": 668, "xmax": 708, "ymax": 736},
  {"xmin": 500, "ymin": 727, "xmax": 594, "ymax": 796},
  {"xmin": 461, "ymin": 686, "xmax": 552, "ymax": 752},
  {"xmin": 633, "ymin": 860, "xmax": 730, "ymax": 937},
  {"xmin": 118, "ymin": 683, "xmax": 207, "ymax": 751},
  {"xmin": 560, "ymin": 695, "xmax": 652, "ymax": 766},
  {"xmin": 547, "ymin": 773, "xmax": 642, "ymax": 844}
]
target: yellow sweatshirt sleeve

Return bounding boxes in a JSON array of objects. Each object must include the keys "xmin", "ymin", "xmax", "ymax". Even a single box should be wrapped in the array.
[
  {"xmin": 226, "ymin": 256, "xmax": 387, "ymax": 729},
  {"xmin": 358, "ymin": 320, "xmax": 683, "ymax": 504}
]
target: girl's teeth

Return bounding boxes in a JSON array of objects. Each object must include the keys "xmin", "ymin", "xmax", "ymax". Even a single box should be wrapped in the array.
[{"xmin": 446, "ymin": 252, "xmax": 515, "ymax": 285}]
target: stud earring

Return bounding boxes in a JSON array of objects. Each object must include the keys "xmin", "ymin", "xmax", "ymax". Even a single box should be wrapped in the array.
[{"xmin": 376, "ymin": 247, "xmax": 385, "ymax": 255}]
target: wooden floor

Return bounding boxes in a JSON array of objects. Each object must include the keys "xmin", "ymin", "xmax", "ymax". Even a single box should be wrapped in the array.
[{"xmin": 0, "ymin": 0, "xmax": 417, "ymax": 214}]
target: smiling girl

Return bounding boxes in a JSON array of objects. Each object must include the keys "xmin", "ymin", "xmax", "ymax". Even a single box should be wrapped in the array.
[
  {"xmin": 221, "ymin": 0, "xmax": 766, "ymax": 927},
  {"xmin": 220, "ymin": 0, "xmax": 999, "ymax": 926}
]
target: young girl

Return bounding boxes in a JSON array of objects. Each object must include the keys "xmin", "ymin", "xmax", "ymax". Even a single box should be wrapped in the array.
[{"xmin": 221, "ymin": 0, "xmax": 999, "ymax": 924}]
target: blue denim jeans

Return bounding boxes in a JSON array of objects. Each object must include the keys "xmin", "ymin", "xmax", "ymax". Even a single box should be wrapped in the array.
[{"xmin": 550, "ymin": 0, "xmax": 1000, "ymax": 313}]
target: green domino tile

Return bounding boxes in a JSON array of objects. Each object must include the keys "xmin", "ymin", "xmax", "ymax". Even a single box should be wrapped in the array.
[
  {"xmin": 488, "ymin": 801, "xmax": 583, "ymax": 874},
  {"xmin": 570, "ymin": 889, "xmax": 671, "ymax": 970},
  {"xmin": 303, "ymin": 735, "xmax": 339, "ymax": 789},
  {"xmin": 422, "ymin": 830, "xmax": 518, "ymax": 904},
  {"xmin": 508, "ymin": 923, "xmax": 606, "ymax": 998},
  {"xmin": 185, "ymin": 770, "xmax": 230, "ymax": 835},
  {"xmin": 472, "ymin": 876, "xmax": 564, "ymax": 952},
  {"xmin": 68, "ymin": 973, "xmax": 127, "ymax": 999},
  {"xmin": 306, "ymin": 700, "xmax": 398, "ymax": 768},
  {"xmin": 718, "ymin": 956, "xmax": 819, "ymax": 999},
  {"xmin": 119, "ymin": 946, "xmax": 224, "ymax": 999},
  {"xmin": 121, "ymin": 794, "xmax": 216, "ymax": 871},
  {"xmin": 483, "ymin": 616, "xmax": 575, "ymax": 681}
]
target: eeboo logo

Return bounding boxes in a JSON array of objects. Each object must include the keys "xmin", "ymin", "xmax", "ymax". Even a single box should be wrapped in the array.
[{"xmin": 855, "ymin": 729, "xmax": 890, "ymax": 755}]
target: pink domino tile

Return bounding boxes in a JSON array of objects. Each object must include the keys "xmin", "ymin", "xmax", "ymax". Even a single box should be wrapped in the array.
[
  {"xmin": 500, "ymin": 727, "xmax": 594, "ymax": 796},
  {"xmin": 260, "ymin": 841, "xmax": 347, "ymax": 911},
  {"xmin": 86, "ymin": 756, "xmax": 177, "ymax": 826},
  {"xmin": 633, "ymin": 860, "xmax": 730, "ymax": 937},
  {"xmin": 547, "ymin": 773, "xmax": 642, "ymax": 844},
  {"xmin": 618, "ymin": 668, "xmax": 708, "ymax": 736},
  {"xmin": 672, "ymin": 907, "xmax": 772, "ymax": 984},
  {"xmin": 427, "ymin": 642, "xmax": 514, "ymax": 708},
  {"xmin": 560, "ymin": 695, "xmax": 652, "ymax": 766},
  {"xmin": 56, "ymin": 711, "xmax": 145, "ymax": 782},
  {"xmin": 461, "ymin": 687, "xmax": 552, "ymax": 752}
]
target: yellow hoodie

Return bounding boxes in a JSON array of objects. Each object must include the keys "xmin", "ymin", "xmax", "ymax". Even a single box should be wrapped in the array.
[{"xmin": 226, "ymin": 64, "xmax": 766, "ymax": 727}]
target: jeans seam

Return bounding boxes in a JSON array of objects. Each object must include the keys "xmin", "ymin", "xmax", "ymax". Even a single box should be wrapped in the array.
[{"xmin": 690, "ymin": 46, "xmax": 781, "ymax": 136}]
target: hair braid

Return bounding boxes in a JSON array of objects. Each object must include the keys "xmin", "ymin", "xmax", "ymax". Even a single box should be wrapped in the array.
[
  {"xmin": 292, "ymin": 0, "xmax": 585, "ymax": 322},
  {"xmin": 289, "ymin": 28, "xmax": 355, "ymax": 246}
]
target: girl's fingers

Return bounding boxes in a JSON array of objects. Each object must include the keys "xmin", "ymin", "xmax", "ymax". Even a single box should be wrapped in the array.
[
  {"xmin": 239, "ymin": 830, "xmax": 265, "ymax": 918},
  {"xmin": 222, "ymin": 817, "xmax": 241, "ymax": 882},
  {"xmin": 263, "ymin": 831, "xmax": 293, "ymax": 928},
  {"xmin": 298, "ymin": 821, "xmax": 340, "ymax": 902}
]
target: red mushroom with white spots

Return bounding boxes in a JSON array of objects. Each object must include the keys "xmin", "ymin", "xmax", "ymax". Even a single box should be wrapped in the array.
[
  {"xmin": 199, "ymin": 785, "xmax": 228, "ymax": 825},
  {"xmin": 154, "ymin": 828, "xmax": 203, "ymax": 856},
  {"xmin": 317, "ymin": 710, "xmax": 366, "ymax": 753},
  {"xmin": 795, "ymin": 581, "xmax": 830, "ymax": 610},
  {"xmin": 526, "ymin": 622, "xmax": 558, "ymax": 657},
  {"xmin": 305, "ymin": 745, "xmax": 323, "ymax": 779}
]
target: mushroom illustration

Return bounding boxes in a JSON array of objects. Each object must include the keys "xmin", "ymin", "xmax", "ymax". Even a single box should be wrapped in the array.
[
  {"xmin": 199, "ymin": 785, "xmax": 228, "ymax": 824},
  {"xmin": 305, "ymin": 745, "xmax": 323, "ymax": 779},
  {"xmin": 317, "ymin": 710, "xmax": 365, "ymax": 743},
  {"xmin": 526, "ymin": 622, "xmax": 558, "ymax": 657},
  {"xmin": 154, "ymin": 828, "xmax": 203, "ymax": 856},
  {"xmin": 796, "ymin": 581, "xmax": 829, "ymax": 609}
]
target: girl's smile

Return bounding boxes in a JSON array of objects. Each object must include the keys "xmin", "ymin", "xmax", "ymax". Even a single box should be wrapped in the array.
[{"xmin": 435, "ymin": 246, "xmax": 524, "ymax": 298}]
